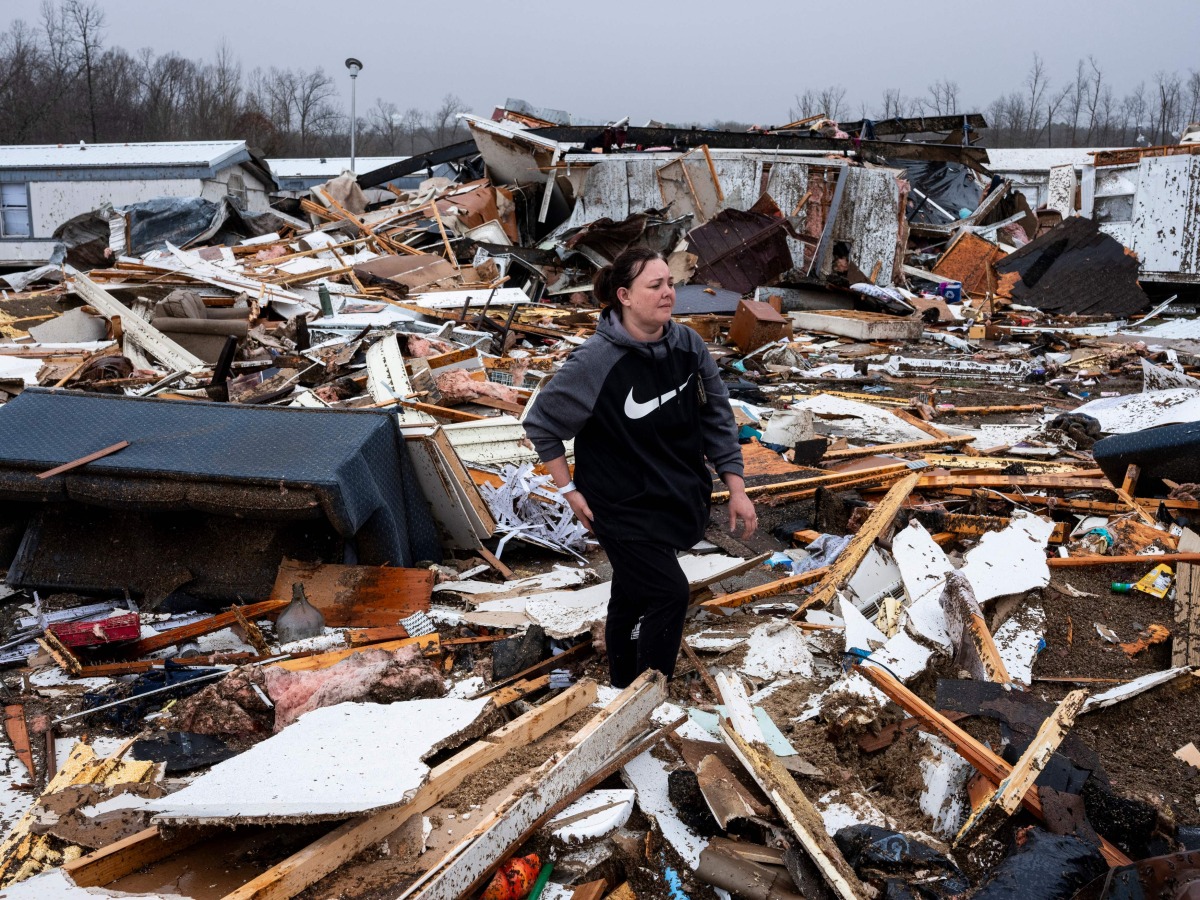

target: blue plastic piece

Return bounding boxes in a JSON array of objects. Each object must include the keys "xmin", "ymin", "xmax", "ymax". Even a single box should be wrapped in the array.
[{"xmin": 663, "ymin": 866, "xmax": 690, "ymax": 900}]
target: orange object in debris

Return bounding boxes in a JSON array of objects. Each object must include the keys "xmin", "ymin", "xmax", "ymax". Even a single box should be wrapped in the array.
[
  {"xmin": 1119, "ymin": 623, "xmax": 1171, "ymax": 657},
  {"xmin": 480, "ymin": 853, "xmax": 540, "ymax": 900}
]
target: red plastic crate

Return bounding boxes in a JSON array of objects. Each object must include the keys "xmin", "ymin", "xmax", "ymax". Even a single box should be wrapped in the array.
[{"xmin": 48, "ymin": 612, "xmax": 141, "ymax": 648}]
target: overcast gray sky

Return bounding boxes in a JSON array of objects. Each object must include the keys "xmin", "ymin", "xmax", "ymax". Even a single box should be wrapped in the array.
[{"xmin": 3, "ymin": 0, "xmax": 1196, "ymax": 126}]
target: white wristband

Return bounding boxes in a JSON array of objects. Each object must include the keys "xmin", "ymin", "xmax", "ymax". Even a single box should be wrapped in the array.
[{"xmin": 559, "ymin": 480, "xmax": 578, "ymax": 494}]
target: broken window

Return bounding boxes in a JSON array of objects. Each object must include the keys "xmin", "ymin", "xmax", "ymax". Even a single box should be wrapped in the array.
[
  {"xmin": 226, "ymin": 172, "xmax": 247, "ymax": 207},
  {"xmin": 0, "ymin": 183, "xmax": 31, "ymax": 238}
]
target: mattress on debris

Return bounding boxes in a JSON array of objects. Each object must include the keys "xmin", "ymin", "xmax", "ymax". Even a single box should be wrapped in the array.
[{"xmin": 0, "ymin": 389, "xmax": 440, "ymax": 568}]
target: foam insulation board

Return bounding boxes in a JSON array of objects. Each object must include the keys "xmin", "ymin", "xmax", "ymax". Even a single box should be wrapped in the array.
[
  {"xmin": 740, "ymin": 622, "xmax": 814, "ymax": 680},
  {"xmin": 957, "ymin": 511, "xmax": 1053, "ymax": 603},
  {"xmin": 917, "ymin": 733, "xmax": 972, "ymax": 837},
  {"xmin": 153, "ymin": 698, "xmax": 490, "ymax": 824},
  {"xmin": 622, "ymin": 749, "xmax": 707, "ymax": 868}
]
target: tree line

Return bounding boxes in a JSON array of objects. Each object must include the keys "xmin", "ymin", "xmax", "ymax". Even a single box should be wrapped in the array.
[
  {"xmin": 790, "ymin": 54, "xmax": 1200, "ymax": 148},
  {"xmin": 0, "ymin": 1, "xmax": 470, "ymax": 157},
  {"xmin": 2, "ymin": 4, "xmax": 1198, "ymax": 158}
]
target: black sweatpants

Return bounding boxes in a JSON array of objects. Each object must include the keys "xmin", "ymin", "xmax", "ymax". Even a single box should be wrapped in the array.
[{"xmin": 597, "ymin": 536, "xmax": 690, "ymax": 689}]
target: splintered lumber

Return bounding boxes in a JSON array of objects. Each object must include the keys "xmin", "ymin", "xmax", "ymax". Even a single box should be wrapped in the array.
[
  {"xmin": 36, "ymin": 441, "xmax": 129, "ymax": 479},
  {"xmin": 474, "ymin": 638, "xmax": 593, "ymax": 697},
  {"xmin": 715, "ymin": 673, "xmax": 866, "ymax": 900},
  {"xmin": 1174, "ymin": 530, "xmax": 1200, "ymax": 667},
  {"xmin": 856, "ymin": 662, "xmax": 1131, "ymax": 867},
  {"xmin": 489, "ymin": 676, "xmax": 551, "ymax": 706},
  {"xmin": 398, "ymin": 672, "xmax": 668, "ymax": 900},
  {"xmin": 822, "ymin": 435, "xmax": 975, "ymax": 462},
  {"xmin": 941, "ymin": 513, "xmax": 1066, "ymax": 544},
  {"xmin": 2, "ymin": 706, "xmax": 33, "ymax": 780},
  {"xmin": 953, "ymin": 689, "xmax": 1088, "ymax": 846},
  {"xmin": 791, "ymin": 473, "xmax": 920, "ymax": 619},
  {"xmin": 0, "ymin": 742, "xmax": 160, "ymax": 887},
  {"xmin": 269, "ymin": 560, "xmax": 433, "ymax": 627},
  {"xmin": 917, "ymin": 472, "xmax": 1110, "ymax": 490},
  {"xmin": 120, "ymin": 599, "xmax": 289, "ymax": 658},
  {"xmin": 1048, "ymin": 553, "xmax": 1200, "ymax": 568},
  {"xmin": 931, "ymin": 404, "xmax": 1044, "ymax": 415},
  {"xmin": 712, "ymin": 462, "xmax": 908, "ymax": 502},
  {"xmin": 72, "ymin": 272, "xmax": 204, "ymax": 371},
  {"xmin": 767, "ymin": 468, "xmax": 909, "ymax": 506},
  {"xmin": 940, "ymin": 573, "xmax": 1011, "ymax": 684},
  {"xmin": 269, "ymin": 634, "xmax": 439, "ymax": 673},
  {"xmin": 698, "ymin": 567, "xmax": 829, "ymax": 611},
  {"xmin": 217, "ymin": 681, "xmax": 597, "ymax": 900},
  {"xmin": 894, "ymin": 410, "xmax": 953, "ymax": 440}
]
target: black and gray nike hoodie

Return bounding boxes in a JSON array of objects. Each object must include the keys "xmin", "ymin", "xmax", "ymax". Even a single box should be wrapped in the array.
[{"xmin": 523, "ymin": 308, "xmax": 744, "ymax": 549}]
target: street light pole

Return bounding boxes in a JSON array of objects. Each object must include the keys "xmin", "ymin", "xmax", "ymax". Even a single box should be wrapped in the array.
[{"xmin": 345, "ymin": 57, "xmax": 363, "ymax": 172}]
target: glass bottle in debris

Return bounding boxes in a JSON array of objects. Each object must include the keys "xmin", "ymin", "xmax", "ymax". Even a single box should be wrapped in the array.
[{"xmin": 274, "ymin": 583, "xmax": 325, "ymax": 644}]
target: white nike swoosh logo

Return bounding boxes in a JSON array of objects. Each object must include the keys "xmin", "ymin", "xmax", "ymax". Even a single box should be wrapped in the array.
[{"xmin": 624, "ymin": 375, "xmax": 693, "ymax": 420}]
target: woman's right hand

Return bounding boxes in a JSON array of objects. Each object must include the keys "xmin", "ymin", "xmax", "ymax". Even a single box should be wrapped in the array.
[{"xmin": 565, "ymin": 490, "xmax": 594, "ymax": 534}]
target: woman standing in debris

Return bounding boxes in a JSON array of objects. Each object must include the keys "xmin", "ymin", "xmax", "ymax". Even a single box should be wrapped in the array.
[{"xmin": 523, "ymin": 247, "xmax": 756, "ymax": 688}]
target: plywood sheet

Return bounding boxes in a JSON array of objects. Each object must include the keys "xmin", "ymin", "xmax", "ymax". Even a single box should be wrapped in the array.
[{"xmin": 270, "ymin": 559, "xmax": 432, "ymax": 627}]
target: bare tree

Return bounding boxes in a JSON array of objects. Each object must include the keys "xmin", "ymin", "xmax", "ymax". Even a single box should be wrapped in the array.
[
  {"xmin": 431, "ymin": 93, "xmax": 469, "ymax": 147},
  {"xmin": 1153, "ymin": 70, "xmax": 1183, "ymax": 143},
  {"xmin": 926, "ymin": 78, "xmax": 959, "ymax": 116},
  {"xmin": 367, "ymin": 97, "xmax": 401, "ymax": 154},
  {"xmin": 878, "ymin": 88, "xmax": 908, "ymax": 120},
  {"xmin": 398, "ymin": 107, "xmax": 425, "ymax": 155},
  {"xmin": 789, "ymin": 85, "xmax": 846, "ymax": 122},
  {"xmin": 64, "ymin": 0, "xmax": 105, "ymax": 141}
]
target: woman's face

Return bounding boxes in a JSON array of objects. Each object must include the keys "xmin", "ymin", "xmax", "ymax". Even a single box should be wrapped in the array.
[{"xmin": 617, "ymin": 259, "xmax": 675, "ymax": 332}]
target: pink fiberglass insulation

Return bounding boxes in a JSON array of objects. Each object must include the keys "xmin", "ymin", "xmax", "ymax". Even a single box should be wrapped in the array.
[
  {"xmin": 435, "ymin": 368, "xmax": 521, "ymax": 405},
  {"xmin": 264, "ymin": 645, "xmax": 446, "ymax": 731}
]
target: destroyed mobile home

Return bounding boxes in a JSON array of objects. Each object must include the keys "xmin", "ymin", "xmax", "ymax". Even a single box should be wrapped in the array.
[{"xmin": 0, "ymin": 102, "xmax": 1198, "ymax": 900}]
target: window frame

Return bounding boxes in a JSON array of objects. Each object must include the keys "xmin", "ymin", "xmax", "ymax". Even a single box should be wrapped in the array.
[{"xmin": 0, "ymin": 182, "xmax": 32, "ymax": 239}]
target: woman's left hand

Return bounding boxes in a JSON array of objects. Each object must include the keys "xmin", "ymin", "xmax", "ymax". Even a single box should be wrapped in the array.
[{"xmin": 727, "ymin": 489, "xmax": 758, "ymax": 538}]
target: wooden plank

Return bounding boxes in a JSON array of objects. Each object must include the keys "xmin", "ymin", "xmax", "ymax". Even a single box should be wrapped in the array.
[
  {"xmin": 72, "ymin": 272, "xmax": 204, "ymax": 371},
  {"xmin": 270, "ymin": 635, "xmax": 439, "ymax": 673},
  {"xmin": 489, "ymin": 676, "xmax": 550, "ymax": 706},
  {"xmin": 856, "ymin": 662, "xmax": 1131, "ymax": 867},
  {"xmin": 822, "ymin": 435, "xmax": 974, "ymax": 462},
  {"xmin": 953, "ymin": 690, "xmax": 1088, "ymax": 846},
  {"xmin": 65, "ymin": 826, "xmax": 210, "ymax": 888},
  {"xmin": 791, "ymin": 474, "xmax": 919, "ymax": 619},
  {"xmin": 941, "ymin": 574, "xmax": 1011, "ymax": 684},
  {"xmin": 894, "ymin": 409, "xmax": 952, "ymax": 440},
  {"xmin": 36, "ymin": 441, "xmax": 129, "ymax": 479},
  {"xmin": 119, "ymin": 599, "xmax": 289, "ymax": 658},
  {"xmin": 398, "ymin": 672, "xmax": 668, "ymax": 900},
  {"xmin": 918, "ymin": 473, "xmax": 1110, "ymax": 490},
  {"xmin": 476, "ymin": 546, "xmax": 513, "ymax": 580},
  {"xmin": 697, "ymin": 567, "xmax": 829, "ymax": 611},
  {"xmin": 269, "ymin": 560, "xmax": 432, "ymax": 627},
  {"xmin": 474, "ymin": 639, "xmax": 593, "ymax": 697},
  {"xmin": 932, "ymin": 404, "xmax": 1044, "ymax": 415},
  {"xmin": 712, "ymin": 463, "xmax": 909, "ymax": 502},
  {"xmin": 715, "ymin": 675, "xmax": 866, "ymax": 900},
  {"xmin": 218, "ymin": 681, "xmax": 598, "ymax": 900},
  {"xmin": 347, "ymin": 625, "xmax": 408, "ymax": 646},
  {"xmin": 767, "ymin": 468, "xmax": 909, "ymax": 506},
  {"xmin": 1174, "ymin": 529, "xmax": 1200, "ymax": 667},
  {"xmin": 571, "ymin": 879, "xmax": 609, "ymax": 900},
  {"xmin": 1049, "ymin": 553, "xmax": 1200, "ymax": 567},
  {"xmin": 3, "ymin": 706, "xmax": 33, "ymax": 780},
  {"xmin": 680, "ymin": 639, "xmax": 720, "ymax": 699}
]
